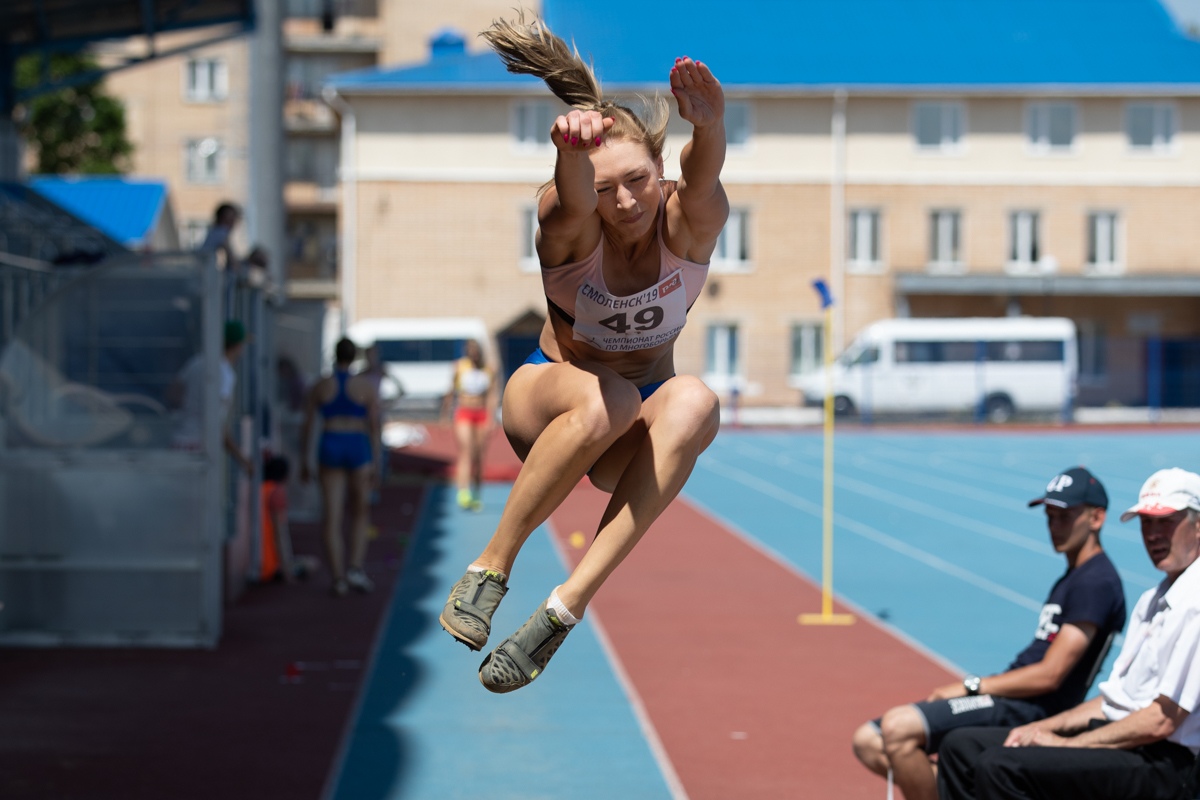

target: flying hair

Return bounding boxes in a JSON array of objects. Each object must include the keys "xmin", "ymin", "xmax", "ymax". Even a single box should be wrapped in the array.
[{"xmin": 481, "ymin": 11, "xmax": 669, "ymax": 164}]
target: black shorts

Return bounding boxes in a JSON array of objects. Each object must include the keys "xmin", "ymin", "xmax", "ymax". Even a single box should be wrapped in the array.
[{"xmin": 871, "ymin": 695, "xmax": 1048, "ymax": 753}]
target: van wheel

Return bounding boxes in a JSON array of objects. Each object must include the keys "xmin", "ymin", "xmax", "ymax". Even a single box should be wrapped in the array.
[
  {"xmin": 833, "ymin": 395, "xmax": 856, "ymax": 417},
  {"xmin": 984, "ymin": 395, "xmax": 1015, "ymax": 424}
]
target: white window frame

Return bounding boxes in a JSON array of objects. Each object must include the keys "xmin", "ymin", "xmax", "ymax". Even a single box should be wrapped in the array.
[
  {"xmin": 1006, "ymin": 210, "xmax": 1042, "ymax": 274},
  {"xmin": 927, "ymin": 209, "xmax": 964, "ymax": 273},
  {"xmin": 1085, "ymin": 211, "xmax": 1123, "ymax": 275},
  {"xmin": 847, "ymin": 208, "xmax": 883, "ymax": 273},
  {"xmin": 912, "ymin": 101, "xmax": 965, "ymax": 153},
  {"xmin": 724, "ymin": 100, "xmax": 752, "ymax": 151},
  {"xmin": 512, "ymin": 99, "xmax": 556, "ymax": 152},
  {"xmin": 518, "ymin": 206, "xmax": 540, "ymax": 273},
  {"xmin": 710, "ymin": 207, "xmax": 752, "ymax": 274},
  {"xmin": 789, "ymin": 321, "xmax": 825, "ymax": 380},
  {"xmin": 184, "ymin": 137, "xmax": 225, "ymax": 184},
  {"xmin": 1026, "ymin": 101, "xmax": 1077, "ymax": 153},
  {"xmin": 180, "ymin": 219, "xmax": 209, "ymax": 250},
  {"xmin": 1125, "ymin": 102, "xmax": 1177, "ymax": 154},
  {"xmin": 184, "ymin": 57, "xmax": 228, "ymax": 103},
  {"xmin": 704, "ymin": 322, "xmax": 742, "ymax": 393}
]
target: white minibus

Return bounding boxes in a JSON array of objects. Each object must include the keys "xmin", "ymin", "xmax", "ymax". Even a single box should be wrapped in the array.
[
  {"xmin": 795, "ymin": 317, "xmax": 1077, "ymax": 422},
  {"xmin": 344, "ymin": 317, "xmax": 492, "ymax": 405}
]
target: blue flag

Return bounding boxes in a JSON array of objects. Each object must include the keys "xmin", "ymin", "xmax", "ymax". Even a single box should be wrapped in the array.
[{"xmin": 812, "ymin": 278, "xmax": 834, "ymax": 309}]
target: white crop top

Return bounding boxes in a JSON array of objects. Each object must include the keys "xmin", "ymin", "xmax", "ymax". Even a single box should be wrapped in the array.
[{"xmin": 540, "ymin": 194, "xmax": 709, "ymax": 353}]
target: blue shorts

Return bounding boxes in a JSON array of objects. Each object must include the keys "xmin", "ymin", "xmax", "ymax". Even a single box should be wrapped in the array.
[
  {"xmin": 318, "ymin": 431, "xmax": 373, "ymax": 471},
  {"xmin": 523, "ymin": 347, "xmax": 668, "ymax": 401}
]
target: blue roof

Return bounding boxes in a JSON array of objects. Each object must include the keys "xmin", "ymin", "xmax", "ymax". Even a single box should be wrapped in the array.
[
  {"xmin": 329, "ymin": 0, "xmax": 1200, "ymax": 93},
  {"xmin": 29, "ymin": 176, "xmax": 168, "ymax": 248}
]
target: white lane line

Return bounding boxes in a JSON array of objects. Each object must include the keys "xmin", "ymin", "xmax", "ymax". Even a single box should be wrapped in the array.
[
  {"xmin": 544, "ymin": 520, "xmax": 690, "ymax": 800},
  {"xmin": 699, "ymin": 459, "xmax": 1045, "ymax": 613}
]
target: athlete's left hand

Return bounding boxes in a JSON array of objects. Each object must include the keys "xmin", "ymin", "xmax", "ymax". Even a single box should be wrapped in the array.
[{"xmin": 669, "ymin": 57, "xmax": 724, "ymax": 129}]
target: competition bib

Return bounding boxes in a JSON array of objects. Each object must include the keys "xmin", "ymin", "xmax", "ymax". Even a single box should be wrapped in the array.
[{"xmin": 572, "ymin": 268, "xmax": 688, "ymax": 352}]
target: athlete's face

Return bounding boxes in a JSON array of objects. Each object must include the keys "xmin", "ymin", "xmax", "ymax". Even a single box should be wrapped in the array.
[
  {"xmin": 1140, "ymin": 510, "xmax": 1200, "ymax": 580},
  {"xmin": 591, "ymin": 139, "xmax": 664, "ymax": 238},
  {"xmin": 1044, "ymin": 504, "xmax": 1102, "ymax": 556}
]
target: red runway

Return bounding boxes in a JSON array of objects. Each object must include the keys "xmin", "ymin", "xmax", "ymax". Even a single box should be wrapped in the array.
[{"xmin": 550, "ymin": 482, "xmax": 957, "ymax": 799}]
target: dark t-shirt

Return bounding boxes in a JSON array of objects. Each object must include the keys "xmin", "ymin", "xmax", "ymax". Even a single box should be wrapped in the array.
[{"xmin": 1008, "ymin": 551, "xmax": 1126, "ymax": 714}]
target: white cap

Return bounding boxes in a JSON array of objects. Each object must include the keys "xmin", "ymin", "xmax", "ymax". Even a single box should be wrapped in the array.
[{"xmin": 1120, "ymin": 468, "xmax": 1200, "ymax": 523}]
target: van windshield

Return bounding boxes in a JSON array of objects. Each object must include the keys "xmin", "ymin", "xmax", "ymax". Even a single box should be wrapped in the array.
[
  {"xmin": 839, "ymin": 344, "xmax": 879, "ymax": 367},
  {"xmin": 375, "ymin": 339, "xmax": 463, "ymax": 362}
]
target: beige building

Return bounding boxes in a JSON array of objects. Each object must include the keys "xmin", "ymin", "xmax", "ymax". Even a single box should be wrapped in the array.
[{"xmin": 328, "ymin": 31, "xmax": 1200, "ymax": 408}]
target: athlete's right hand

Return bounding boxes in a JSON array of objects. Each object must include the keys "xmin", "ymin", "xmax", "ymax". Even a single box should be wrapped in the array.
[{"xmin": 551, "ymin": 109, "xmax": 614, "ymax": 152}]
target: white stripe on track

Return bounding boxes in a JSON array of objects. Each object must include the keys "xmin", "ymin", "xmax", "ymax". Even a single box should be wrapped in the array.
[{"xmin": 544, "ymin": 520, "xmax": 690, "ymax": 800}]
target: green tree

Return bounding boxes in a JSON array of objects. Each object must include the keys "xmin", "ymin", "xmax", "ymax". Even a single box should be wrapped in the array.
[{"xmin": 15, "ymin": 53, "xmax": 134, "ymax": 175}]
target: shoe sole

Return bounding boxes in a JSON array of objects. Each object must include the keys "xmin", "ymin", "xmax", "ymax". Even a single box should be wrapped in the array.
[{"xmin": 439, "ymin": 612, "xmax": 484, "ymax": 651}]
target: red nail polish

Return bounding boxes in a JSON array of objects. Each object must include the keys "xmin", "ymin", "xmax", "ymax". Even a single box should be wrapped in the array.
[
  {"xmin": 594, "ymin": 137, "xmax": 601, "ymax": 146},
  {"xmin": 571, "ymin": 136, "xmax": 578, "ymax": 145}
]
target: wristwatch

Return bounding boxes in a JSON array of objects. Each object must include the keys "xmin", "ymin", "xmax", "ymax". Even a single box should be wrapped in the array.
[{"xmin": 963, "ymin": 674, "xmax": 982, "ymax": 696}]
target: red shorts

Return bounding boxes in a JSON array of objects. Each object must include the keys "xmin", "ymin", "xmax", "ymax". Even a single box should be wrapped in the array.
[{"xmin": 454, "ymin": 406, "xmax": 489, "ymax": 426}]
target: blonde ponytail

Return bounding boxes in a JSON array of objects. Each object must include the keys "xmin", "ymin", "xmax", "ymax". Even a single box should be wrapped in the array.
[{"xmin": 480, "ymin": 13, "xmax": 602, "ymax": 110}]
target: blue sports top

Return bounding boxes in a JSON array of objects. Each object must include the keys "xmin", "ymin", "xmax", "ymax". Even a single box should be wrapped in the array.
[{"xmin": 320, "ymin": 371, "xmax": 368, "ymax": 418}]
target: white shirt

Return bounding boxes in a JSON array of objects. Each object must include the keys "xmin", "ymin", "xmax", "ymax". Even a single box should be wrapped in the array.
[
  {"xmin": 1098, "ymin": 558, "xmax": 1200, "ymax": 753},
  {"xmin": 172, "ymin": 353, "xmax": 236, "ymax": 449}
]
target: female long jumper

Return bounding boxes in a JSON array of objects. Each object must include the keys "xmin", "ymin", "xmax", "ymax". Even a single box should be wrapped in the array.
[{"xmin": 440, "ymin": 13, "xmax": 729, "ymax": 693}]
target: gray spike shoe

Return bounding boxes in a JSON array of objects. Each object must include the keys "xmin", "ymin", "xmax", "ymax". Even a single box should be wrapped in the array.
[
  {"xmin": 478, "ymin": 600, "xmax": 572, "ymax": 694},
  {"xmin": 439, "ymin": 568, "xmax": 508, "ymax": 651}
]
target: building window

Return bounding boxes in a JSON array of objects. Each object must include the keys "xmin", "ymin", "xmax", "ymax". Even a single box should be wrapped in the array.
[
  {"xmin": 180, "ymin": 219, "xmax": 209, "ymax": 250},
  {"xmin": 928, "ymin": 209, "xmax": 962, "ymax": 272},
  {"xmin": 1007, "ymin": 211, "xmax": 1041, "ymax": 271},
  {"xmin": 790, "ymin": 322, "xmax": 824, "ymax": 377},
  {"xmin": 848, "ymin": 209, "xmax": 882, "ymax": 272},
  {"xmin": 519, "ymin": 207, "xmax": 539, "ymax": 273},
  {"xmin": 513, "ymin": 100, "xmax": 556, "ymax": 150},
  {"xmin": 1126, "ymin": 103, "xmax": 1176, "ymax": 152},
  {"xmin": 913, "ymin": 102, "xmax": 964, "ymax": 151},
  {"xmin": 185, "ymin": 137, "xmax": 224, "ymax": 183},
  {"xmin": 185, "ymin": 57, "xmax": 228, "ymax": 102},
  {"xmin": 725, "ymin": 101, "xmax": 751, "ymax": 149},
  {"xmin": 705, "ymin": 323, "xmax": 740, "ymax": 391},
  {"xmin": 1086, "ymin": 211, "xmax": 1121, "ymax": 273},
  {"xmin": 711, "ymin": 208, "xmax": 751, "ymax": 273},
  {"xmin": 1027, "ymin": 102, "xmax": 1075, "ymax": 152}
]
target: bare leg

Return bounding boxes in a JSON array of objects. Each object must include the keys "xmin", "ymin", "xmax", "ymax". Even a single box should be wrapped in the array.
[
  {"xmin": 555, "ymin": 375, "xmax": 719, "ymax": 615},
  {"xmin": 881, "ymin": 705, "xmax": 937, "ymax": 800},
  {"xmin": 347, "ymin": 464, "xmax": 372, "ymax": 571},
  {"xmin": 470, "ymin": 424, "xmax": 488, "ymax": 498},
  {"xmin": 472, "ymin": 362, "xmax": 642, "ymax": 576},
  {"xmin": 453, "ymin": 419, "xmax": 473, "ymax": 497},
  {"xmin": 852, "ymin": 721, "xmax": 891, "ymax": 778},
  {"xmin": 320, "ymin": 467, "xmax": 347, "ymax": 581}
]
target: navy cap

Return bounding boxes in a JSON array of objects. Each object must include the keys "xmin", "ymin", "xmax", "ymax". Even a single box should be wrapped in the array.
[{"xmin": 1028, "ymin": 467, "xmax": 1108, "ymax": 510}]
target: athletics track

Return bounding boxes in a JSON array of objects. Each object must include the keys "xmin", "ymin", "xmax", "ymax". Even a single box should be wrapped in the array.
[{"xmin": 325, "ymin": 426, "xmax": 1200, "ymax": 800}]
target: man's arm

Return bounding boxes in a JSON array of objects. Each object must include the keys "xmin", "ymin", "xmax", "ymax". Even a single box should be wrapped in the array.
[
  {"xmin": 1004, "ymin": 696, "xmax": 1107, "ymax": 746},
  {"xmin": 926, "ymin": 622, "xmax": 1096, "ymax": 701},
  {"xmin": 1008, "ymin": 696, "xmax": 1188, "ymax": 750}
]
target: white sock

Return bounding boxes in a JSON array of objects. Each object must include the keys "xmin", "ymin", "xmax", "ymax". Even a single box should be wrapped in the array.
[
  {"xmin": 467, "ymin": 564, "xmax": 485, "ymax": 573},
  {"xmin": 547, "ymin": 587, "xmax": 581, "ymax": 627}
]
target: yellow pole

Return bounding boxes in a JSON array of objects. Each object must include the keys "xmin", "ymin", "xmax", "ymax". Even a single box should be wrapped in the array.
[{"xmin": 800, "ymin": 297, "xmax": 854, "ymax": 626}]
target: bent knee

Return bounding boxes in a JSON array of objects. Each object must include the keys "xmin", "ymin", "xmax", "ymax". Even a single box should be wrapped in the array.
[
  {"xmin": 879, "ymin": 706, "xmax": 925, "ymax": 752},
  {"xmin": 851, "ymin": 721, "xmax": 885, "ymax": 767},
  {"xmin": 657, "ymin": 377, "xmax": 720, "ymax": 436},
  {"xmin": 572, "ymin": 377, "xmax": 642, "ymax": 442}
]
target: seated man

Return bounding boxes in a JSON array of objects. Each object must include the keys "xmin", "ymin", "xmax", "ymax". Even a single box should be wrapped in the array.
[
  {"xmin": 938, "ymin": 467, "xmax": 1200, "ymax": 800},
  {"xmin": 852, "ymin": 467, "xmax": 1127, "ymax": 800}
]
